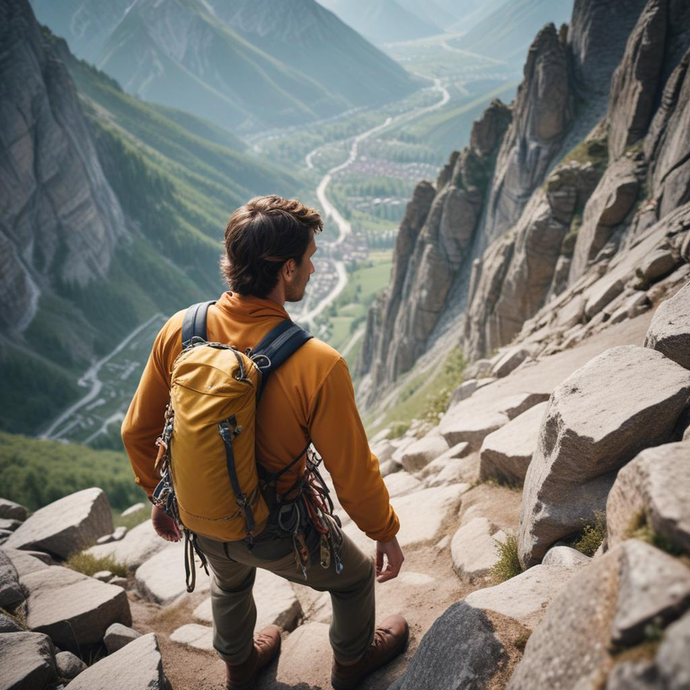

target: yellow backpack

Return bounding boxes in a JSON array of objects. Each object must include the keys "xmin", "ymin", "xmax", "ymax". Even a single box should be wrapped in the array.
[{"xmin": 153, "ymin": 301, "xmax": 312, "ymax": 561}]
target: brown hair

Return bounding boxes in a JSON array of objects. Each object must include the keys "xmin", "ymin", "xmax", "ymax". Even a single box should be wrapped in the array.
[{"xmin": 220, "ymin": 195, "xmax": 323, "ymax": 297}]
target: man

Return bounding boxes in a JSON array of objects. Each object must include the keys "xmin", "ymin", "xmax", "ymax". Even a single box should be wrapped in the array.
[{"xmin": 122, "ymin": 195, "xmax": 408, "ymax": 690}]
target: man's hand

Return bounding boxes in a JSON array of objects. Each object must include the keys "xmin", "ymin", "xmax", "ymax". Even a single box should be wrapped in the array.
[
  {"xmin": 376, "ymin": 536, "xmax": 404, "ymax": 583},
  {"xmin": 151, "ymin": 504, "xmax": 182, "ymax": 542}
]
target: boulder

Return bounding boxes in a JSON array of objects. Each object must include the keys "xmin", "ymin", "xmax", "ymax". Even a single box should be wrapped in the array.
[
  {"xmin": 440, "ymin": 392, "xmax": 549, "ymax": 449},
  {"xmin": 0, "ymin": 549, "xmax": 24, "ymax": 610},
  {"xmin": 425, "ymin": 457, "xmax": 475, "ymax": 488},
  {"xmin": 465, "ymin": 563, "xmax": 582, "ymax": 630},
  {"xmin": 637, "ymin": 248, "xmax": 679, "ymax": 287},
  {"xmin": 464, "ymin": 359, "xmax": 493, "ymax": 380},
  {"xmin": 0, "ymin": 498, "xmax": 27, "ymax": 522},
  {"xmin": 0, "ymin": 518, "xmax": 22, "ymax": 532},
  {"xmin": 0, "ymin": 611, "xmax": 23, "ymax": 633},
  {"xmin": 398, "ymin": 434, "xmax": 449, "ymax": 473},
  {"xmin": 607, "ymin": 441, "xmax": 690, "ymax": 553},
  {"xmin": 66, "ymin": 633, "xmax": 171, "ymax": 690},
  {"xmin": 608, "ymin": 291, "xmax": 651, "ymax": 325},
  {"xmin": 86, "ymin": 520, "xmax": 168, "ymax": 569},
  {"xmin": 93, "ymin": 570, "xmax": 113, "ymax": 582},
  {"xmin": 606, "ymin": 660, "xmax": 659, "ymax": 689},
  {"xmin": 96, "ymin": 526, "xmax": 128, "ymax": 546},
  {"xmin": 390, "ymin": 602, "xmax": 506, "ymax": 690},
  {"xmin": 0, "ymin": 632, "xmax": 56, "ymax": 690},
  {"xmin": 135, "ymin": 543, "xmax": 210, "ymax": 605},
  {"xmin": 5, "ymin": 488, "xmax": 113, "ymax": 559},
  {"xmin": 612, "ymin": 539, "xmax": 690, "ymax": 646},
  {"xmin": 21, "ymin": 566, "xmax": 131, "ymax": 650},
  {"xmin": 392, "ymin": 484, "xmax": 468, "ymax": 549},
  {"xmin": 344, "ymin": 484, "xmax": 467, "ymax": 554},
  {"xmin": 169, "ymin": 624, "xmax": 213, "ymax": 651},
  {"xmin": 193, "ymin": 568, "xmax": 301, "ymax": 633},
  {"xmin": 104, "ymin": 622, "xmax": 142, "ymax": 653},
  {"xmin": 419, "ymin": 442, "xmax": 472, "ymax": 479},
  {"xmin": 372, "ymin": 439, "xmax": 395, "ymax": 464},
  {"xmin": 492, "ymin": 347, "xmax": 531, "ymax": 378},
  {"xmin": 379, "ymin": 459, "xmax": 403, "ymax": 477},
  {"xmin": 384, "ymin": 471, "xmax": 422, "ymax": 497},
  {"xmin": 449, "ymin": 378, "xmax": 495, "ymax": 406},
  {"xmin": 120, "ymin": 503, "xmax": 146, "ymax": 518},
  {"xmin": 2, "ymin": 549, "xmax": 50, "ymax": 577},
  {"xmin": 518, "ymin": 346, "xmax": 690, "ymax": 568},
  {"xmin": 655, "ymin": 610, "xmax": 690, "ymax": 689},
  {"xmin": 644, "ymin": 281, "xmax": 690, "ymax": 370},
  {"xmin": 542, "ymin": 545, "xmax": 591, "ymax": 568},
  {"xmin": 584, "ymin": 275, "xmax": 626, "ymax": 320},
  {"xmin": 479, "ymin": 402, "xmax": 548, "ymax": 485},
  {"xmin": 450, "ymin": 518, "xmax": 507, "ymax": 583},
  {"xmin": 56, "ymin": 650, "xmax": 87, "ymax": 679}
]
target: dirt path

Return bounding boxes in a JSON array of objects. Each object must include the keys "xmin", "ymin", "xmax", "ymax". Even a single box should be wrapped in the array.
[{"xmin": 130, "ymin": 483, "xmax": 525, "ymax": 690}]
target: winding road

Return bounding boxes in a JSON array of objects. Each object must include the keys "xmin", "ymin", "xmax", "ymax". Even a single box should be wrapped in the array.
[{"xmin": 294, "ymin": 73, "xmax": 450, "ymax": 329}]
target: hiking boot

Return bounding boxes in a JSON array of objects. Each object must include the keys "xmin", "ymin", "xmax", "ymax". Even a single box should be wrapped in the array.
[
  {"xmin": 331, "ymin": 615, "xmax": 409, "ymax": 690},
  {"xmin": 225, "ymin": 625, "xmax": 281, "ymax": 690}
]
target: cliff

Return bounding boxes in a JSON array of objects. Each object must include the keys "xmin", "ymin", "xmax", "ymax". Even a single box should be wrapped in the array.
[{"xmin": 357, "ymin": 0, "xmax": 690, "ymax": 407}]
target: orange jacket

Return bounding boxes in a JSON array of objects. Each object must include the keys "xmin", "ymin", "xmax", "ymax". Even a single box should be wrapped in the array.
[{"xmin": 121, "ymin": 292, "xmax": 399, "ymax": 542}]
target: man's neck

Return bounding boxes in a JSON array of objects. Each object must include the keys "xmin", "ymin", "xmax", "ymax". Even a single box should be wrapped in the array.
[{"xmin": 264, "ymin": 284, "xmax": 286, "ymax": 307}]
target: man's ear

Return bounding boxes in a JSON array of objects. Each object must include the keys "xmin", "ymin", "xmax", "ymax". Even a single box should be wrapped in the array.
[{"xmin": 284, "ymin": 258, "xmax": 296, "ymax": 278}]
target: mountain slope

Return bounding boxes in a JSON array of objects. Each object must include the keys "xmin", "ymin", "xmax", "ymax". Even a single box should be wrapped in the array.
[
  {"xmin": 208, "ymin": 0, "xmax": 421, "ymax": 106},
  {"xmin": 0, "ymin": 0, "xmax": 302, "ymax": 435},
  {"xmin": 449, "ymin": 0, "xmax": 574, "ymax": 63},
  {"xmin": 317, "ymin": 0, "xmax": 440, "ymax": 45}
]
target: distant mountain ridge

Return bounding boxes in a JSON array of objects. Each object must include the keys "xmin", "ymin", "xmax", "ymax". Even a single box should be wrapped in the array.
[
  {"xmin": 29, "ymin": 0, "xmax": 418, "ymax": 134},
  {"xmin": 317, "ymin": 0, "xmax": 441, "ymax": 44}
]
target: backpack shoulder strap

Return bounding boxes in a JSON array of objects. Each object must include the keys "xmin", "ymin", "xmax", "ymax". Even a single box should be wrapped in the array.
[
  {"xmin": 253, "ymin": 319, "xmax": 313, "ymax": 396},
  {"xmin": 181, "ymin": 301, "xmax": 216, "ymax": 348}
]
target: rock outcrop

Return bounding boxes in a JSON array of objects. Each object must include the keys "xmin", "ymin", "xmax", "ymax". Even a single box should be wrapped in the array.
[
  {"xmin": 0, "ymin": 0, "xmax": 126, "ymax": 332},
  {"xmin": 518, "ymin": 345, "xmax": 690, "ymax": 568}
]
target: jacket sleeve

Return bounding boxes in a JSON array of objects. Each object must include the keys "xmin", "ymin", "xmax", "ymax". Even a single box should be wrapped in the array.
[
  {"xmin": 309, "ymin": 357, "xmax": 400, "ymax": 542},
  {"xmin": 121, "ymin": 316, "xmax": 180, "ymax": 499}
]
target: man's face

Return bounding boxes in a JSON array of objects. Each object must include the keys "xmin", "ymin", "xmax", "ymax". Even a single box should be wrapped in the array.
[{"xmin": 285, "ymin": 235, "xmax": 317, "ymax": 302}]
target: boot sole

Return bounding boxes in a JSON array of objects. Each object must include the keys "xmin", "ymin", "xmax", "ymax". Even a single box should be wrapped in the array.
[{"xmin": 331, "ymin": 623, "xmax": 410, "ymax": 690}]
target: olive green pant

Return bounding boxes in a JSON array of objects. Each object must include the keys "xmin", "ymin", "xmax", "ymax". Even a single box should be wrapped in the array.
[{"xmin": 195, "ymin": 523, "xmax": 375, "ymax": 666}]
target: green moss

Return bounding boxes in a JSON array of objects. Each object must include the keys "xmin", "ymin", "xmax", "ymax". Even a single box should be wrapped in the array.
[
  {"xmin": 113, "ymin": 506, "xmax": 150, "ymax": 531},
  {"xmin": 386, "ymin": 422, "xmax": 411, "ymax": 439},
  {"xmin": 490, "ymin": 533, "xmax": 523, "ymax": 582},
  {"xmin": 626, "ymin": 510, "xmax": 685, "ymax": 557},
  {"xmin": 573, "ymin": 510, "xmax": 607, "ymax": 557},
  {"xmin": 561, "ymin": 136, "xmax": 609, "ymax": 170}
]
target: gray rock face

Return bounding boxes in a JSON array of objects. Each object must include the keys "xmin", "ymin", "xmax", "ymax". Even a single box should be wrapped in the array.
[
  {"xmin": 644, "ymin": 45, "xmax": 690, "ymax": 218},
  {"xmin": 542, "ymin": 545, "xmax": 591, "ymax": 568},
  {"xmin": 479, "ymin": 401, "xmax": 548, "ymax": 486},
  {"xmin": 519, "ymin": 346, "xmax": 690, "ymax": 568},
  {"xmin": 569, "ymin": 157, "xmax": 640, "ymax": 282},
  {"xmin": 66, "ymin": 633, "xmax": 171, "ymax": 690},
  {"xmin": 21, "ymin": 566, "xmax": 132, "ymax": 651},
  {"xmin": 607, "ymin": 441, "xmax": 690, "ymax": 553},
  {"xmin": 0, "ymin": 550, "xmax": 24, "ymax": 610},
  {"xmin": 612, "ymin": 539, "xmax": 690, "ymax": 645},
  {"xmin": 492, "ymin": 347, "xmax": 531, "ymax": 379},
  {"xmin": 3, "ymin": 548, "xmax": 50, "ymax": 577},
  {"xmin": 645, "ymin": 281, "xmax": 690, "ymax": 370},
  {"xmin": 0, "ymin": 499, "xmax": 27, "ymax": 522},
  {"xmin": 0, "ymin": 632, "xmax": 56, "ymax": 690},
  {"xmin": 56, "ymin": 650, "xmax": 87, "ymax": 679},
  {"xmin": 483, "ymin": 24, "xmax": 572, "ymax": 241},
  {"xmin": 390, "ymin": 602, "xmax": 506, "ymax": 690},
  {"xmin": 607, "ymin": 0, "xmax": 668, "ymax": 160},
  {"xmin": 0, "ymin": 0, "xmax": 126, "ymax": 331},
  {"xmin": 6, "ymin": 488, "xmax": 114, "ymax": 559},
  {"xmin": 104, "ymin": 622, "xmax": 142, "ymax": 654}
]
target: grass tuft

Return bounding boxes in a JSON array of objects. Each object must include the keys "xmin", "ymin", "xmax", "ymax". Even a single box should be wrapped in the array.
[
  {"xmin": 65, "ymin": 551, "xmax": 128, "ymax": 578},
  {"xmin": 113, "ymin": 506, "xmax": 150, "ymax": 531},
  {"xmin": 626, "ymin": 510, "xmax": 684, "ymax": 557},
  {"xmin": 573, "ymin": 510, "xmax": 606, "ymax": 557},
  {"xmin": 490, "ymin": 533, "xmax": 523, "ymax": 582}
]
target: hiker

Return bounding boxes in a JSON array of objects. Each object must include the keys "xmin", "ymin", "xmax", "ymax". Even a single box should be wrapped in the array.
[{"xmin": 121, "ymin": 195, "xmax": 408, "ymax": 690}]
